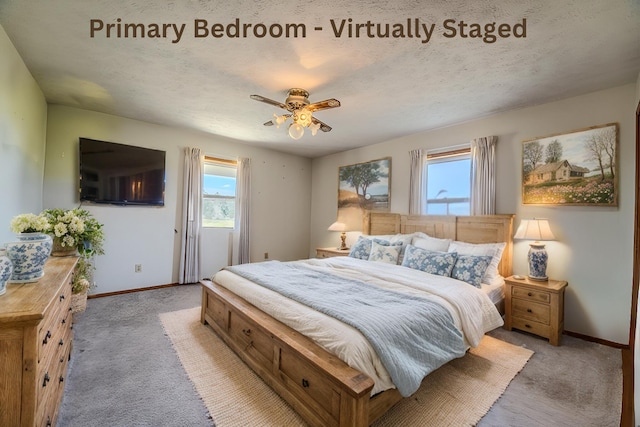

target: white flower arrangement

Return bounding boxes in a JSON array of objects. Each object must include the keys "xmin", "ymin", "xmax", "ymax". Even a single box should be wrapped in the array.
[
  {"xmin": 10, "ymin": 213, "xmax": 51, "ymax": 234},
  {"xmin": 52, "ymin": 211, "xmax": 86, "ymax": 247}
]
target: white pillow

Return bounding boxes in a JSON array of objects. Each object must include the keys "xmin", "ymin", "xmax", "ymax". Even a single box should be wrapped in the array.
[
  {"xmin": 368, "ymin": 240, "xmax": 402, "ymax": 264},
  {"xmin": 448, "ymin": 241, "xmax": 506, "ymax": 283},
  {"xmin": 412, "ymin": 235, "xmax": 451, "ymax": 252}
]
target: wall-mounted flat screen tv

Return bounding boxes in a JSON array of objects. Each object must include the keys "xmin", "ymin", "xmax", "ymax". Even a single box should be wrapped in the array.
[{"xmin": 79, "ymin": 137, "xmax": 166, "ymax": 206}]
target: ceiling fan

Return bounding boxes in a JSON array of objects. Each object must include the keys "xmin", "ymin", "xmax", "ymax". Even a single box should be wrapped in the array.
[{"xmin": 250, "ymin": 88, "xmax": 341, "ymax": 139}]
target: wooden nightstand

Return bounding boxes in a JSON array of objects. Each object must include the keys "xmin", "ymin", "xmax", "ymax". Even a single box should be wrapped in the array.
[
  {"xmin": 316, "ymin": 247, "xmax": 351, "ymax": 258},
  {"xmin": 504, "ymin": 275, "xmax": 568, "ymax": 346}
]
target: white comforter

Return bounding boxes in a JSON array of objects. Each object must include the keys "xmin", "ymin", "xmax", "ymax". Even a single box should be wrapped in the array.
[{"xmin": 212, "ymin": 256, "xmax": 504, "ymax": 395}]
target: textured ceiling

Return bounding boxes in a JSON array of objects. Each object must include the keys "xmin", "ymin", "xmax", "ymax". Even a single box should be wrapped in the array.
[{"xmin": 1, "ymin": 1, "xmax": 639, "ymax": 158}]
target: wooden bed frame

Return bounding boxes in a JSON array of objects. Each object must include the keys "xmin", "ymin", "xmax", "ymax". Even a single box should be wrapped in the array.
[{"xmin": 200, "ymin": 213, "xmax": 514, "ymax": 427}]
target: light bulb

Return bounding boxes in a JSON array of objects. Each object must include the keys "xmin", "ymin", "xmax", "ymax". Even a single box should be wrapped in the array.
[
  {"xmin": 288, "ymin": 123, "xmax": 305, "ymax": 139},
  {"xmin": 296, "ymin": 108, "xmax": 313, "ymax": 127}
]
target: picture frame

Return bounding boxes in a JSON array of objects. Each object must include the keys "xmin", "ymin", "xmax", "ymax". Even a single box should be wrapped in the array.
[
  {"xmin": 338, "ymin": 157, "xmax": 391, "ymax": 220},
  {"xmin": 522, "ymin": 123, "xmax": 618, "ymax": 206}
]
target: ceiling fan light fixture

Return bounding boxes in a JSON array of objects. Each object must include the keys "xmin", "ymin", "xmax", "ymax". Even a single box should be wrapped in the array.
[
  {"xmin": 273, "ymin": 113, "xmax": 287, "ymax": 128},
  {"xmin": 309, "ymin": 121, "xmax": 321, "ymax": 136},
  {"xmin": 251, "ymin": 88, "xmax": 340, "ymax": 140},
  {"xmin": 296, "ymin": 107, "xmax": 313, "ymax": 127},
  {"xmin": 288, "ymin": 122, "xmax": 305, "ymax": 140}
]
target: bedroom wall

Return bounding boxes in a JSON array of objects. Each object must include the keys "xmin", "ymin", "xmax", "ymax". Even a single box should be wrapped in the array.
[
  {"xmin": 310, "ymin": 83, "xmax": 636, "ymax": 345},
  {"xmin": 0, "ymin": 25, "xmax": 48, "ymax": 245},
  {"xmin": 44, "ymin": 105, "xmax": 312, "ymax": 294}
]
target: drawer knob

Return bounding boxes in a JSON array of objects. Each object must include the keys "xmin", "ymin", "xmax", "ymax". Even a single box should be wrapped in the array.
[
  {"xmin": 59, "ymin": 375, "xmax": 64, "ymax": 383},
  {"xmin": 46, "ymin": 417, "xmax": 52, "ymax": 427},
  {"xmin": 43, "ymin": 372, "xmax": 50, "ymax": 387},
  {"xmin": 43, "ymin": 330, "xmax": 52, "ymax": 344},
  {"xmin": 527, "ymin": 309, "xmax": 532, "ymax": 313},
  {"xmin": 525, "ymin": 324, "xmax": 532, "ymax": 329},
  {"xmin": 59, "ymin": 339, "xmax": 64, "ymax": 346},
  {"xmin": 62, "ymin": 318, "xmax": 66, "ymax": 324},
  {"xmin": 242, "ymin": 328, "xmax": 251, "ymax": 336},
  {"xmin": 60, "ymin": 294, "xmax": 65, "ymax": 301},
  {"xmin": 527, "ymin": 292, "xmax": 533, "ymax": 297},
  {"xmin": 302, "ymin": 378, "xmax": 310, "ymax": 388}
]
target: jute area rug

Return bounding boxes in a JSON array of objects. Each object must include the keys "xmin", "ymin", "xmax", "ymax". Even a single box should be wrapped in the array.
[{"xmin": 160, "ymin": 307, "xmax": 533, "ymax": 427}]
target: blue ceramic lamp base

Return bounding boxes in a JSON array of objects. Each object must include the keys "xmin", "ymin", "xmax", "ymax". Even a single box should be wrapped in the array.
[{"xmin": 528, "ymin": 242, "xmax": 549, "ymax": 281}]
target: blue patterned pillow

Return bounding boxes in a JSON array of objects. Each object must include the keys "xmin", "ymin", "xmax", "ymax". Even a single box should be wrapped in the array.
[
  {"xmin": 450, "ymin": 254, "xmax": 493, "ymax": 287},
  {"xmin": 368, "ymin": 241, "xmax": 402, "ymax": 264},
  {"xmin": 401, "ymin": 245, "xmax": 457, "ymax": 276},
  {"xmin": 348, "ymin": 237, "xmax": 401, "ymax": 260}
]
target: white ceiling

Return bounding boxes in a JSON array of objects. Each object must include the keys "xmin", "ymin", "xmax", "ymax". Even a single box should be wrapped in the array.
[{"xmin": 1, "ymin": 1, "xmax": 639, "ymax": 158}]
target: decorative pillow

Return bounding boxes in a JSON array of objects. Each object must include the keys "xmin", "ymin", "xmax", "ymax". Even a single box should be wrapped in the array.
[
  {"xmin": 450, "ymin": 254, "xmax": 493, "ymax": 288},
  {"xmin": 368, "ymin": 241, "xmax": 402, "ymax": 264},
  {"xmin": 401, "ymin": 245, "xmax": 457, "ymax": 276},
  {"xmin": 348, "ymin": 236, "xmax": 373, "ymax": 260},
  {"xmin": 448, "ymin": 241, "xmax": 506, "ymax": 283},
  {"xmin": 412, "ymin": 235, "xmax": 451, "ymax": 252},
  {"xmin": 348, "ymin": 236, "xmax": 402, "ymax": 260}
]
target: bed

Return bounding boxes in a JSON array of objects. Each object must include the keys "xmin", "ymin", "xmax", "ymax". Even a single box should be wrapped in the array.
[{"xmin": 200, "ymin": 213, "xmax": 514, "ymax": 427}]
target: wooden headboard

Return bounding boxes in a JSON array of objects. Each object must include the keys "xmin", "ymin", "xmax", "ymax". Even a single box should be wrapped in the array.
[{"xmin": 363, "ymin": 212, "xmax": 514, "ymax": 278}]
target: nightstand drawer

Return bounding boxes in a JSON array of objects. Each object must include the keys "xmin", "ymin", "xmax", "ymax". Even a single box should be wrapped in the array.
[
  {"xmin": 512, "ymin": 287, "xmax": 551, "ymax": 304},
  {"xmin": 512, "ymin": 299, "xmax": 550, "ymax": 324},
  {"xmin": 511, "ymin": 317, "xmax": 550, "ymax": 338}
]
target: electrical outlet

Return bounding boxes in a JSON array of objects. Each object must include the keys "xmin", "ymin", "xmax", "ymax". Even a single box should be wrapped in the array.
[
  {"xmin": 264, "ymin": 252, "xmax": 269, "ymax": 260},
  {"xmin": 135, "ymin": 264, "xmax": 142, "ymax": 273}
]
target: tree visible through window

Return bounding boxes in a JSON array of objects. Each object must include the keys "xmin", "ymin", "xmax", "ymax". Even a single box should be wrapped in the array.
[
  {"xmin": 203, "ymin": 158, "xmax": 237, "ymax": 228},
  {"xmin": 424, "ymin": 147, "xmax": 470, "ymax": 215}
]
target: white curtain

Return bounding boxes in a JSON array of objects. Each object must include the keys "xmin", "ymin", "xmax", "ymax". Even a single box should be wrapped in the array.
[
  {"xmin": 408, "ymin": 149, "xmax": 424, "ymax": 215},
  {"xmin": 179, "ymin": 147, "xmax": 203, "ymax": 284},
  {"xmin": 235, "ymin": 157, "xmax": 251, "ymax": 264},
  {"xmin": 470, "ymin": 136, "xmax": 497, "ymax": 215}
]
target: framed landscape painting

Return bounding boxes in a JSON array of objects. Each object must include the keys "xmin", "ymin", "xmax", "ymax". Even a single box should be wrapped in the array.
[
  {"xmin": 338, "ymin": 158, "xmax": 391, "ymax": 223},
  {"xmin": 522, "ymin": 123, "xmax": 618, "ymax": 206}
]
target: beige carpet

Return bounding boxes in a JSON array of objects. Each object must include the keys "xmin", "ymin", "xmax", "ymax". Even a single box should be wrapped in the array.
[{"xmin": 160, "ymin": 307, "xmax": 533, "ymax": 427}]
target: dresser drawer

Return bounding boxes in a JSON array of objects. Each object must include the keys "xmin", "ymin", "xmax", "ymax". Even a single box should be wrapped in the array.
[
  {"xmin": 512, "ymin": 299, "xmax": 550, "ymax": 324},
  {"xmin": 512, "ymin": 287, "xmax": 550, "ymax": 304}
]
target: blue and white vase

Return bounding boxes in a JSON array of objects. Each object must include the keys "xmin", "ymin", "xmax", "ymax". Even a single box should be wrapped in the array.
[
  {"xmin": 6, "ymin": 233, "xmax": 52, "ymax": 283},
  {"xmin": 0, "ymin": 249, "xmax": 12, "ymax": 295},
  {"xmin": 527, "ymin": 243, "xmax": 548, "ymax": 281}
]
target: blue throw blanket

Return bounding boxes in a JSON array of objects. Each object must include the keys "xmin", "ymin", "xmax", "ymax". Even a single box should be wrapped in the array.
[{"xmin": 226, "ymin": 260, "xmax": 466, "ymax": 397}]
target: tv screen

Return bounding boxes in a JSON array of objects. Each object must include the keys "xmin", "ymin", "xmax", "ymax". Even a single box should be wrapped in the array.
[{"xmin": 79, "ymin": 138, "xmax": 166, "ymax": 206}]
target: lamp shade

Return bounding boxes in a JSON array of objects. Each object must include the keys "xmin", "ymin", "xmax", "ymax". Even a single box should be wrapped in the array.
[
  {"xmin": 514, "ymin": 219, "xmax": 555, "ymax": 241},
  {"xmin": 327, "ymin": 221, "xmax": 347, "ymax": 232}
]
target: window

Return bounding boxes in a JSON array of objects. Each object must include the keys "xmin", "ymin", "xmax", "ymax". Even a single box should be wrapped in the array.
[
  {"xmin": 203, "ymin": 157, "xmax": 237, "ymax": 228},
  {"xmin": 424, "ymin": 147, "xmax": 470, "ymax": 215}
]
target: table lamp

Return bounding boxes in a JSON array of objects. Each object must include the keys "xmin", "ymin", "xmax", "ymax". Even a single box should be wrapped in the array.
[
  {"xmin": 514, "ymin": 218, "xmax": 556, "ymax": 281},
  {"xmin": 328, "ymin": 221, "xmax": 349, "ymax": 250}
]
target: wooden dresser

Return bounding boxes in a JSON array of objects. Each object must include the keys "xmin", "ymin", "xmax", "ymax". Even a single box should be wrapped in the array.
[
  {"xmin": 0, "ymin": 257, "xmax": 78, "ymax": 427},
  {"xmin": 503, "ymin": 275, "xmax": 568, "ymax": 346}
]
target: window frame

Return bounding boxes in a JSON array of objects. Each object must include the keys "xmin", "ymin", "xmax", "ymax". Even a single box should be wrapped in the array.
[
  {"xmin": 202, "ymin": 156, "xmax": 237, "ymax": 229},
  {"xmin": 424, "ymin": 145, "xmax": 471, "ymax": 216}
]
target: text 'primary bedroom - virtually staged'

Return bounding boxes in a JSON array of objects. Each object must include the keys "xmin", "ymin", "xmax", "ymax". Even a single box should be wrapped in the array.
[{"xmin": 0, "ymin": 1, "xmax": 639, "ymax": 426}]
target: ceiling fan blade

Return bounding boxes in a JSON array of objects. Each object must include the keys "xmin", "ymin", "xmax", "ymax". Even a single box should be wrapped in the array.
[
  {"xmin": 250, "ymin": 94, "xmax": 287, "ymax": 110},
  {"xmin": 263, "ymin": 120, "xmax": 274, "ymax": 126},
  {"xmin": 307, "ymin": 98, "xmax": 341, "ymax": 112},
  {"xmin": 311, "ymin": 117, "xmax": 332, "ymax": 132}
]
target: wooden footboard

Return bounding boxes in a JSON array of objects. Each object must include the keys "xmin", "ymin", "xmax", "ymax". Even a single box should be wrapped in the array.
[{"xmin": 200, "ymin": 280, "xmax": 402, "ymax": 427}]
